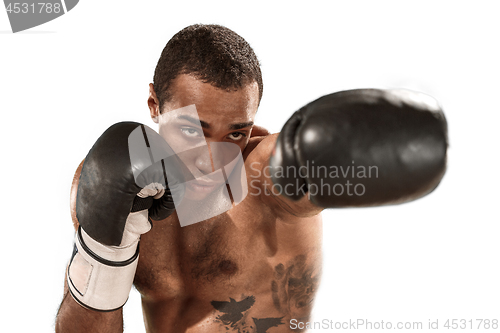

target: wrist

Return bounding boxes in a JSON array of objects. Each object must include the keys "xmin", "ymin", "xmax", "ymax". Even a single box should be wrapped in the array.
[
  {"xmin": 67, "ymin": 226, "xmax": 139, "ymax": 311},
  {"xmin": 79, "ymin": 226, "xmax": 139, "ymax": 261}
]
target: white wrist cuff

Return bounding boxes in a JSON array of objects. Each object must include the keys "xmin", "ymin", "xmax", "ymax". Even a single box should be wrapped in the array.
[{"xmin": 67, "ymin": 227, "xmax": 139, "ymax": 311}]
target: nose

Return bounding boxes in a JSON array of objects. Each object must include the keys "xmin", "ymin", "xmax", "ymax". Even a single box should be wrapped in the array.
[{"xmin": 194, "ymin": 144, "xmax": 213, "ymax": 175}]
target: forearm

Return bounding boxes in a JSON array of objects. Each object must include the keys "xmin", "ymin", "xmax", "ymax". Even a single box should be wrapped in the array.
[
  {"xmin": 245, "ymin": 134, "xmax": 323, "ymax": 218},
  {"xmin": 56, "ymin": 276, "xmax": 123, "ymax": 333},
  {"xmin": 57, "ymin": 122, "xmax": 178, "ymax": 331}
]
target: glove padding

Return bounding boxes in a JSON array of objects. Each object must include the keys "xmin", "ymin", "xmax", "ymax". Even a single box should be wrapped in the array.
[
  {"xmin": 269, "ymin": 88, "xmax": 448, "ymax": 207},
  {"xmin": 67, "ymin": 122, "xmax": 185, "ymax": 311},
  {"xmin": 76, "ymin": 122, "xmax": 184, "ymax": 246}
]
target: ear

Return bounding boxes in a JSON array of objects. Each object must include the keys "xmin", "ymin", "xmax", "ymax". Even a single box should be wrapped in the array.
[{"xmin": 148, "ymin": 83, "xmax": 160, "ymax": 123}]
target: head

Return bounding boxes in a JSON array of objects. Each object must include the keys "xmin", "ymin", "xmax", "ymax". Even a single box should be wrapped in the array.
[
  {"xmin": 148, "ymin": 24, "xmax": 262, "ymax": 201},
  {"xmin": 151, "ymin": 24, "xmax": 263, "ymax": 110}
]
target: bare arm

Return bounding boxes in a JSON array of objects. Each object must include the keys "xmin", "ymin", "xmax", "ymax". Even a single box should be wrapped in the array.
[
  {"xmin": 55, "ymin": 160, "xmax": 124, "ymax": 333},
  {"xmin": 56, "ymin": 274, "xmax": 124, "ymax": 332},
  {"xmin": 246, "ymin": 134, "xmax": 323, "ymax": 219}
]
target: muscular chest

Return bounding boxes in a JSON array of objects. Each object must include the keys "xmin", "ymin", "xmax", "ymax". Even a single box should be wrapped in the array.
[
  {"xmin": 133, "ymin": 195, "xmax": 280, "ymax": 301},
  {"xmin": 133, "ymin": 195, "xmax": 323, "ymax": 333}
]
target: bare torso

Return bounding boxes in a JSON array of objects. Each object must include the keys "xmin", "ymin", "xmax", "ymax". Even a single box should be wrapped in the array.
[
  {"xmin": 134, "ymin": 135, "xmax": 323, "ymax": 332},
  {"xmin": 69, "ymin": 134, "xmax": 323, "ymax": 333}
]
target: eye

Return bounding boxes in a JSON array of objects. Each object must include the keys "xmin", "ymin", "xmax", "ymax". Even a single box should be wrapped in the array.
[
  {"xmin": 227, "ymin": 132, "xmax": 247, "ymax": 141},
  {"xmin": 180, "ymin": 127, "xmax": 203, "ymax": 138}
]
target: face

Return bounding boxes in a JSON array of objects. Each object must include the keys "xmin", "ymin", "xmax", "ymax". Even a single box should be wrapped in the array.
[{"xmin": 148, "ymin": 74, "xmax": 259, "ymax": 201}]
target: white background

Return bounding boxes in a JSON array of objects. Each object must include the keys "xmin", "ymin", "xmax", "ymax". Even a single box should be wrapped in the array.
[{"xmin": 1, "ymin": 1, "xmax": 499, "ymax": 332}]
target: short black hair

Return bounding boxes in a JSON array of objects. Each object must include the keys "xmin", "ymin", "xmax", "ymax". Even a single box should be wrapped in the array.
[{"xmin": 153, "ymin": 24, "xmax": 263, "ymax": 112}]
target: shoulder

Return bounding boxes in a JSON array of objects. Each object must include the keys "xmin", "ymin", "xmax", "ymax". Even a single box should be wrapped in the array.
[
  {"xmin": 244, "ymin": 133, "xmax": 278, "ymax": 163},
  {"xmin": 244, "ymin": 134, "xmax": 323, "ymax": 219}
]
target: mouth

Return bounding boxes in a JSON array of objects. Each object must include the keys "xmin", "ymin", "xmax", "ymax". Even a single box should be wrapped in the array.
[{"xmin": 186, "ymin": 180, "xmax": 219, "ymax": 193}]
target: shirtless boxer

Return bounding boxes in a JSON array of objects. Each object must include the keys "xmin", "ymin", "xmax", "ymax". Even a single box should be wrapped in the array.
[{"xmin": 55, "ymin": 24, "xmax": 448, "ymax": 332}]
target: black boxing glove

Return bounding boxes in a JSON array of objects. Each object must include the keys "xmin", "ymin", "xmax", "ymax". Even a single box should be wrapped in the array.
[
  {"xmin": 67, "ymin": 122, "xmax": 185, "ymax": 311},
  {"xmin": 269, "ymin": 89, "xmax": 447, "ymax": 207}
]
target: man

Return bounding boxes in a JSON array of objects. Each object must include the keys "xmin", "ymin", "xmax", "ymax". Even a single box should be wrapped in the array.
[{"xmin": 56, "ymin": 24, "xmax": 447, "ymax": 332}]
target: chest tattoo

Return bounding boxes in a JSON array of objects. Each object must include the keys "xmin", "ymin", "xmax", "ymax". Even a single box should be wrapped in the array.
[{"xmin": 210, "ymin": 254, "xmax": 320, "ymax": 332}]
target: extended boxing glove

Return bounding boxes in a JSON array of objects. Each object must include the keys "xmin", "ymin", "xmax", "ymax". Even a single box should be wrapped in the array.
[
  {"xmin": 269, "ymin": 89, "xmax": 448, "ymax": 207},
  {"xmin": 67, "ymin": 122, "xmax": 185, "ymax": 311}
]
